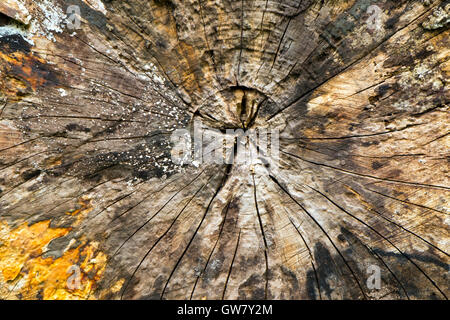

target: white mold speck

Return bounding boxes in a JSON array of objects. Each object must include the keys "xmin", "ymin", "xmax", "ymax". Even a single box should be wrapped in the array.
[{"xmin": 58, "ymin": 88, "xmax": 67, "ymax": 97}]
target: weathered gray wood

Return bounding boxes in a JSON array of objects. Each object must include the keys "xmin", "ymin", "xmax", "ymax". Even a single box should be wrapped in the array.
[{"xmin": 0, "ymin": 0, "xmax": 448, "ymax": 300}]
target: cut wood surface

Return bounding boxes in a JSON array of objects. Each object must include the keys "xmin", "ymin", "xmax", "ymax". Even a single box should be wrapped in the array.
[{"xmin": 0, "ymin": 0, "xmax": 448, "ymax": 300}]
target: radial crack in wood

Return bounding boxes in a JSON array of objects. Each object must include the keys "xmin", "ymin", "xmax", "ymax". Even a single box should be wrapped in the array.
[{"xmin": 0, "ymin": 0, "xmax": 448, "ymax": 300}]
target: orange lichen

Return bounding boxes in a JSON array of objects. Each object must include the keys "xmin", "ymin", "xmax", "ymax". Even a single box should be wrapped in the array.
[
  {"xmin": 25, "ymin": 242, "xmax": 107, "ymax": 300},
  {"xmin": 66, "ymin": 196, "xmax": 93, "ymax": 227},
  {"xmin": 0, "ymin": 220, "xmax": 69, "ymax": 282},
  {"xmin": 110, "ymin": 278, "xmax": 125, "ymax": 294},
  {"xmin": 43, "ymin": 156, "xmax": 63, "ymax": 168},
  {"xmin": 0, "ymin": 47, "xmax": 59, "ymax": 100},
  {"xmin": 0, "ymin": 199, "xmax": 107, "ymax": 300}
]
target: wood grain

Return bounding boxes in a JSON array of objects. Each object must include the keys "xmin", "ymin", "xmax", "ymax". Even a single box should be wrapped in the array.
[{"xmin": 0, "ymin": 0, "xmax": 448, "ymax": 300}]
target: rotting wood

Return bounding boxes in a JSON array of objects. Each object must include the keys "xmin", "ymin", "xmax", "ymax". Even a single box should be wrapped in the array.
[{"xmin": 0, "ymin": 0, "xmax": 448, "ymax": 300}]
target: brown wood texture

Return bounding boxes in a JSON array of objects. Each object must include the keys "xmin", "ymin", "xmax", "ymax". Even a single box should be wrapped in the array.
[{"xmin": 0, "ymin": 0, "xmax": 448, "ymax": 300}]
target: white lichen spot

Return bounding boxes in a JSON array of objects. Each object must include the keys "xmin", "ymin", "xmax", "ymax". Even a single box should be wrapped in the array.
[
  {"xmin": 418, "ymin": 159, "xmax": 427, "ymax": 164},
  {"xmin": 0, "ymin": 24, "xmax": 34, "ymax": 45},
  {"xmin": 82, "ymin": 0, "xmax": 107, "ymax": 15},
  {"xmin": 58, "ymin": 88, "xmax": 67, "ymax": 97},
  {"xmin": 30, "ymin": 0, "xmax": 65, "ymax": 42}
]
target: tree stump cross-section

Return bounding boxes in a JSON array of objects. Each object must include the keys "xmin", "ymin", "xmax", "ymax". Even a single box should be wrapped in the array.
[{"xmin": 0, "ymin": 0, "xmax": 448, "ymax": 300}]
